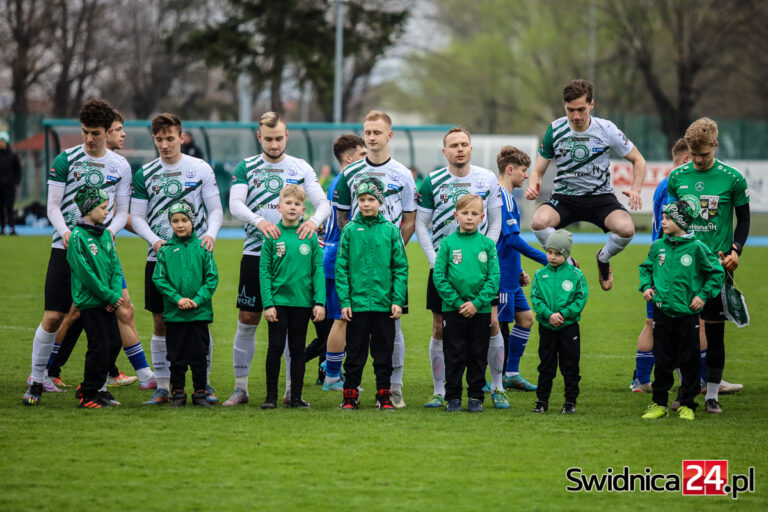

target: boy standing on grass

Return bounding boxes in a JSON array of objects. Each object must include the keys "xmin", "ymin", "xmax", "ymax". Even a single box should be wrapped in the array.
[
  {"xmin": 432, "ymin": 194, "xmax": 500, "ymax": 413},
  {"xmin": 530, "ymin": 229, "xmax": 588, "ymax": 415},
  {"xmin": 336, "ymin": 177, "xmax": 408, "ymax": 410},
  {"xmin": 152, "ymin": 200, "xmax": 218, "ymax": 407},
  {"xmin": 639, "ymin": 201, "xmax": 724, "ymax": 421},
  {"xmin": 259, "ymin": 185, "xmax": 326, "ymax": 409},
  {"xmin": 67, "ymin": 186, "xmax": 124, "ymax": 409}
]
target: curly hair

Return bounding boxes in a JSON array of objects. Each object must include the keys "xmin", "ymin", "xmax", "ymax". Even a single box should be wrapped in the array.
[
  {"xmin": 563, "ymin": 79, "xmax": 594, "ymax": 103},
  {"xmin": 497, "ymin": 145, "xmax": 531, "ymax": 173},
  {"xmin": 79, "ymin": 99, "xmax": 115, "ymax": 130}
]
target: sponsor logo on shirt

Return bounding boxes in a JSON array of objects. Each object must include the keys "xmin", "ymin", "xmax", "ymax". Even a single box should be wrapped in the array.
[
  {"xmin": 88, "ymin": 243, "xmax": 99, "ymax": 256},
  {"xmin": 658, "ymin": 253, "xmax": 666, "ymax": 266},
  {"xmin": 286, "ymin": 178, "xmax": 299, "ymax": 184},
  {"xmin": 276, "ymin": 242, "xmax": 286, "ymax": 257},
  {"xmin": 452, "ymin": 249, "xmax": 462, "ymax": 264},
  {"xmin": 106, "ymin": 175, "xmax": 119, "ymax": 182},
  {"xmin": 185, "ymin": 181, "xmax": 197, "ymax": 187}
]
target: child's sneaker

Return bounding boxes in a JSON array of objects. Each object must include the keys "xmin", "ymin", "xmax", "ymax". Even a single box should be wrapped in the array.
[
  {"xmin": 561, "ymin": 402, "xmax": 576, "ymax": 414},
  {"xmin": 375, "ymin": 389, "xmax": 395, "ymax": 410},
  {"xmin": 503, "ymin": 374, "xmax": 537, "ymax": 391},
  {"xmin": 705, "ymin": 399, "xmax": 723, "ymax": 414},
  {"xmin": 97, "ymin": 391, "xmax": 121, "ymax": 406},
  {"xmin": 222, "ymin": 388, "xmax": 250, "ymax": 407},
  {"xmin": 389, "ymin": 389, "xmax": 406, "ymax": 408},
  {"xmin": 532, "ymin": 401, "xmax": 548, "ymax": 413},
  {"xmin": 322, "ymin": 377, "xmax": 344, "ymax": 392},
  {"xmin": 290, "ymin": 398, "xmax": 311, "ymax": 409},
  {"xmin": 75, "ymin": 384, "xmax": 84, "ymax": 399},
  {"xmin": 261, "ymin": 398, "xmax": 277, "ymax": 409},
  {"xmin": 491, "ymin": 390, "xmax": 510, "ymax": 409},
  {"xmin": 192, "ymin": 390, "xmax": 213, "ymax": 407},
  {"xmin": 481, "ymin": 381, "xmax": 492, "ymax": 392},
  {"xmin": 677, "ymin": 405, "xmax": 695, "ymax": 420},
  {"xmin": 140, "ymin": 378, "xmax": 158, "ymax": 390},
  {"xmin": 467, "ymin": 398, "xmax": 483, "ymax": 413},
  {"xmin": 142, "ymin": 388, "xmax": 170, "ymax": 405},
  {"xmin": 424, "ymin": 394, "xmax": 447, "ymax": 408},
  {"xmin": 641, "ymin": 404, "xmax": 668, "ymax": 419},
  {"xmin": 107, "ymin": 371, "xmax": 138, "ymax": 387},
  {"xmin": 445, "ymin": 399, "xmax": 462, "ymax": 412},
  {"xmin": 340, "ymin": 388, "xmax": 359, "ymax": 410},
  {"xmin": 629, "ymin": 378, "xmax": 652, "ymax": 393},
  {"xmin": 316, "ymin": 362, "xmax": 326, "ymax": 385},
  {"xmin": 50, "ymin": 376, "xmax": 69, "ymax": 388},
  {"xmin": 171, "ymin": 390, "xmax": 187, "ymax": 407},
  {"xmin": 27, "ymin": 375, "xmax": 64, "ymax": 393},
  {"xmin": 205, "ymin": 384, "xmax": 219, "ymax": 404},
  {"xmin": 78, "ymin": 397, "xmax": 106, "ymax": 409},
  {"xmin": 22, "ymin": 381, "xmax": 44, "ymax": 406}
]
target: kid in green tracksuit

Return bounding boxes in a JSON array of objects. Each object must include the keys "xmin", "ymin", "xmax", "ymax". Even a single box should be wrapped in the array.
[
  {"xmin": 67, "ymin": 186, "xmax": 124, "ymax": 408},
  {"xmin": 152, "ymin": 200, "xmax": 218, "ymax": 407},
  {"xmin": 432, "ymin": 194, "xmax": 500, "ymax": 413},
  {"xmin": 336, "ymin": 177, "xmax": 408, "ymax": 410},
  {"xmin": 259, "ymin": 184, "xmax": 325, "ymax": 409},
  {"xmin": 639, "ymin": 201, "xmax": 724, "ymax": 421},
  {"xmin": 530, "ymin": 229, "xmax": 588, "ymax": 415}
]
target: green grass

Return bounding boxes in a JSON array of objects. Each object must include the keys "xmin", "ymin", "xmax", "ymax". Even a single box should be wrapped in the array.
[{"xmin": 0, "ymin": 236, "xmax": 766, "ymax": 511}]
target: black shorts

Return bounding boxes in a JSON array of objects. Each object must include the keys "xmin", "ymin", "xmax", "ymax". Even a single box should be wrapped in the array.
[
  {"xmin": 144, "ymin": 260, "xmax": 164, "ymax": 314},
  {"xmin": 542, "ymin": 193, "xmax": 627, "ymax": 233},
  {"xmin": 700, "ymin": 270, "xmax": 732, "ymax": 322},
  {"xmin": 427, "ymin": 268, "xmax": 498, "ymax": 312},
  {"xmin": 237, "ymin": 254, "xmax": 263, "ymax": 312},
  {"xmin": 44, "ymin": 248, "xmax": 73, "ymax": 313}
]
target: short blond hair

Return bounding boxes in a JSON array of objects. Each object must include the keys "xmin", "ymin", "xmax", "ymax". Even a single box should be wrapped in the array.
[
  {"xmin": 259, "ymin": 111, "xmax": 283, "ymax": 129},
  {"xmin": 455, "ymin": 194, "xmax": 483, "ymax": 213},
  {"xmin": 442, "ymin": 126, "xmax": 471, "ymax": 147},
  {"xmin": 670, "ymin": 138, "xmax": 689, "ymax": 159},
  {"xmin": 685, "ymin": 118, "xmax": 718, "ymax": 152},
  {"xmin": 364, "ymin": 110, "xmax": 392, "ymax": 127},
  {"xmin": 497, "ymin": 145, "xmax": 531, "ymax": 173},
  {"xmin": 280, "ymin": 184, "xmax": 306, "ymax": 203}
]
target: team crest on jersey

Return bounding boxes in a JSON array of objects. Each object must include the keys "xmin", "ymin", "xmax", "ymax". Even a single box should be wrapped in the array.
[
  {"xmin": 478, "ymin": 251, "xmax": 488, "ymax": 263},
  {"xmin": 680, "ymin": 254, "xmax": 692, "ymax": 267},
  {"xmin": 658, "ymin": 253, "xmax": 666, "ymax": 266},
  {"xmin": 88, "ymin": 243, "xmax": 98, "ymax": 256},
  {"xmin": 562, "ymin": 280, "xmax": 574, "ymax": 292},
  {"xmin": 276, "ymin": 242, "xmax": 286, "ymax": 257},
  {"xmin": 452, "ymin": 249, "xmax": 462, "ymax": 264},
  {"xmin": 186, "ymin": 170, "xmax": 195, "ymax": 179},
  {"xmin": 699, "ymin": 195, "xmax": 720, "ymax": 220},
  {"xmin": 299, "ymin": 243, "xmax": 310, "ymax": 255}
]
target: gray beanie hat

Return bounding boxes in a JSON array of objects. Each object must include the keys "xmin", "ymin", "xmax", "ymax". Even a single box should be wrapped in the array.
[{"xmin": 545, "ymin": 229, "xmax": 573, "ymax": 259}]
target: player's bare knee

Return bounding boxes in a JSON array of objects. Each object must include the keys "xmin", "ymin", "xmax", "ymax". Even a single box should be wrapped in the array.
[
  {"xmin": 517, "ymin": 311, "xmax": 534, "ymax": 329},
  {"xmin": 239, "ymin": 310, "xmax": 261, "ymax": 326},
  {"xmin": 42, "ymin": 311, "xmax": 66, "ymax": 332},
  {"xmin": 152, "ymin": 313, "xmax": 166, "ymax": 336},
  {"xmin": 432, "ymin": 314, "xmax": 443, "ymax": 339},
  {"xmin": 116, "ymin": 302, "xmax": 135, "ymax": 324}
]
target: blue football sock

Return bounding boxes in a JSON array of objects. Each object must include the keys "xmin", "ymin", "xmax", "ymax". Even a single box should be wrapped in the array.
[
  {"xmin": 699, "ymin": 349, "xmax": 707, "ymax": 382},
  {"xmin": 124, "ymin": 342, "xmax": 150, "ymax": 370},
  {"xmin": 505, "ymin": 325, "xmax": 531, "ymax": 374},
  {"xmin": 635, "ymin": 350, "xmax": 654, "ymax": 384},
  {"xmin": 325, "ymin": 351, "xmax": 344, "ymax": 379},
  {"xmin": 46, "ymin": 343, "xmax": 61, "ymax": 369}
]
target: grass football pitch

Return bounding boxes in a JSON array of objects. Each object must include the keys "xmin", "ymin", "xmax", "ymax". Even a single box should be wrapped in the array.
[{"xmin": 0, "ymin": 236, "xmax": 766, "ymax": 511}]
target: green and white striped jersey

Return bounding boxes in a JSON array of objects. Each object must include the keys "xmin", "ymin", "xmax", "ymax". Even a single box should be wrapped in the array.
[
  {"xmin": 333, "ymin": 157, "xmax": 416, "ymax": 224},
  {"xmin": 132, "ymin": 154, "xmax": 219, "ymax": 260},
  {"xmin": 232, "ymin": 153, "xmax": 324, "ymax": 256},
  {"xmin": 416, "ymin": 165, "xmax": 502, "ymax": 249},
  {"xmin": 48, "ymin": 145, "xmax": 132, "ymax": 249},
  {"xmin": 539, "ymin": 116, "xmax": 633, "ymax": 196}
]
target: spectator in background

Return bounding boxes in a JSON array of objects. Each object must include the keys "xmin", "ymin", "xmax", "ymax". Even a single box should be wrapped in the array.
[
  {"xmin": 0, "ymin": 131, "xmax": 22, "ymax": 235},
  {"xmin": 180, "ymin": 131, "xmax": 205, "ymax": 160}
]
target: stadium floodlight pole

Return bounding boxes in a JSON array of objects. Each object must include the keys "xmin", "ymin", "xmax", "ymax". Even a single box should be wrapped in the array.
[{"xmin": 333, "ymin": 0, "xmax": 345, "ymax": 124}]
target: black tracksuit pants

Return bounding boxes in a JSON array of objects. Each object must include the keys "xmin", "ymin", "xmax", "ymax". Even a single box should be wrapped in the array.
[
  {"xmin": 443, "ymin": 311, "xmax": 491, "ymax": 402},
  {"xmin": 652, "ymin": 309, "xmax": 700, "ymax": 409},
  {"xmin": 166, "ymin": 321, "xmax": 209, "ymax": 392},
  {"xmin": 266, "ymin": 306, "xmax": 312, "ymax": 401},
  {"xmin": 79, "ymin": 308, "xmax": 121, "ymax": 399},
  {"xmin": 343, "ymin": 312, "xmax": 394, "ymax": 392},
  {"xmin": 536, "ymin": 322, "xmax": 581, "ymax": 404}
]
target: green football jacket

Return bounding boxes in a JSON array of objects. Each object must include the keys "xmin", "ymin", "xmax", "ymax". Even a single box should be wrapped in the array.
[
  {"xmin": 531, "ymin": 262, "xmax": 588, "ymax": 330},
  {"xmin": 152, "ymin": 232, "xmax": 218, "ymax": 323},
  {"xmin": 432, "ymin": 229, "xmax": 500, "ymax": 313},
  {"xmin": 335, "ymin": 212, "xmax": 408, "ymax": 312},
  {"xmin": 260, "ymin": 222, "xmax": 325, "ymax": 309},
  {"xmin": 639, "ymin": 233, "xmax": 725, "ymax": 317},
  {"xmin": 66, "ymin": 223, "xmax": 123, "ymax": 310}
]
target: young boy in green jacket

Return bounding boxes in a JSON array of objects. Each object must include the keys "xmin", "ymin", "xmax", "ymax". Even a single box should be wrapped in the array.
[
  {"xmin": 639, "ymin": 201, "xmax": 724, "ymax": 421},
  {"xmin": 336, "ymin": 177, "xmax": 408, "ymax": 410},
  {"xmin": 432, "ymin": 194, "xmax": 500, "ymax": 413},
  {"xmin": 152, "ymin": 200, "xmax": 218, "ymax": 407},
  {"xmin": 67, "ymin": 186, "xmax": 124, "ymax": 408},
  {"xmin": 530, "ymin": 229, "xmax": 588, "ymax": 415},
  {"xmin": 259, "ymin": 185, "xmax": 325, "ymax": 409}
]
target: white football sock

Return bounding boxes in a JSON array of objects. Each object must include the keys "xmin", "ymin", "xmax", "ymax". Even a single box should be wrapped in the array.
[
  {"xmin": 705, "ymin": 382, "xmax": 720, "ymax": 401},
  {"xmin": 391, "ymin": 318, "xmax": 404, "ymax": 391},
  {"xmin": 429, "ymin": 337, "xmax": 445, "ymax": 396},
  {"xmin": 136, "ymin": 366, "xmax": 153, "ymax": 383},
  {"xmin": 599, "ymin": 233, "xmax": 633, "ymax": 262},
  {"xmin": 488, "ymin": 332, "xmax": 505, "ymax": 392},
  {"xmin": 533, "ymin": 227, "xmax": 555, "ymax": 249},
  {"xmin": 233, "ymin": 321, "xmax": 257, "ymax": 389},
  {"xmin": 150, "ymin": 335, "xmax": 170, "ymax": 391},
  {"xmin": 31, "ymin": 325, "xmax": 56, "ymax": 383}
]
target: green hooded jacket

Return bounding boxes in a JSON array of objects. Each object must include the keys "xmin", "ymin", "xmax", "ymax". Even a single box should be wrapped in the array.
[
  {"xmin": 152, "ymin": 232, "xmax": 218, "ymax": 323},
  {"xmin": 335, "ymin": 212, "xmax": 408, "ymax": 312},
  {"xmin": 260, "ymin": 222, "xmax": 325, "ymax": 309},
  {"xmin": 639, "ymin": 233, "xmax": 725, "ymax": 317},
  {"xmin": 531, "ymin": 262, "xmax": 588, "ymax": 330},
  {"xmin": 432, "ymin": 229, "xmax": 500, "ymax": 313},
  {"xmin": 67, "ymin": 223, "xmax": 123, "ymax": 310}
]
